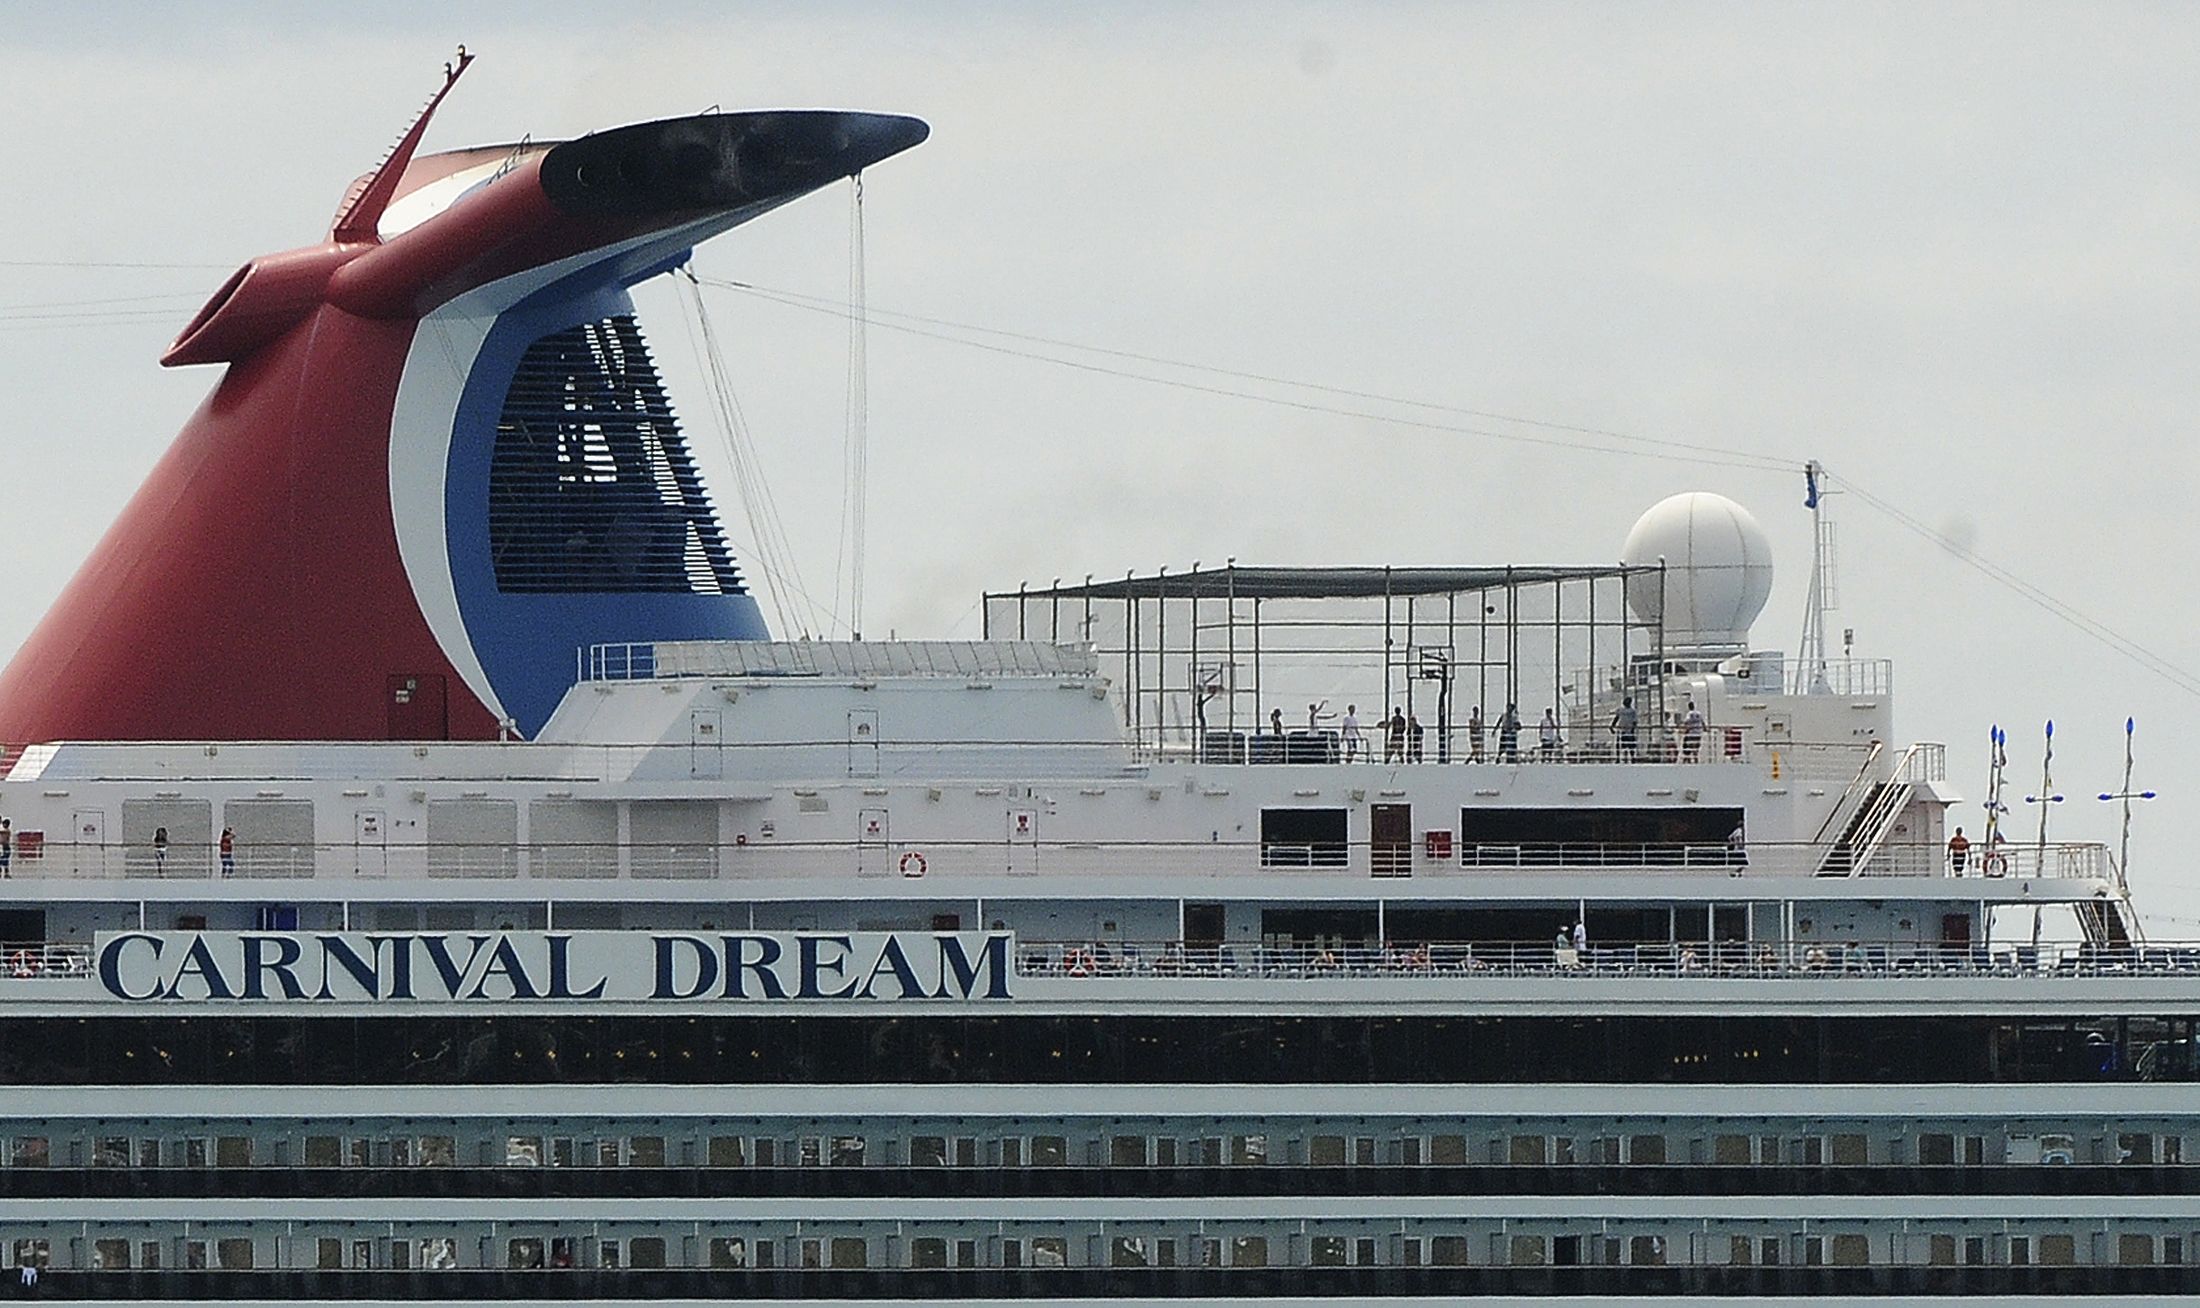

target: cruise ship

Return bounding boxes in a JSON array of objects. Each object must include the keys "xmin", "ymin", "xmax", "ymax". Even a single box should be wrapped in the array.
[{"xmin": 0, "ymin": 56, "xmax": 2191, "ymax": 1304}]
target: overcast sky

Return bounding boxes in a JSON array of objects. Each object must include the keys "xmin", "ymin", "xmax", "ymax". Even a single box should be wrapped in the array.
[{"xmin": 4, "ymin": 2, "xmax": 2198, "ymax": 926}]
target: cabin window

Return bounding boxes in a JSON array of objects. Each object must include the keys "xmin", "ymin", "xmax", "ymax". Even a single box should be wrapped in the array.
[
  {"xmin": 92, "ymin": 1239, "xmax": 130, "ymax": 1270},
  {"xmin": 1229, "ymin": 1236, "xmax": 1268, "ymax": 1267},
  {"xmin": 1030, "ymin": 1236, "xmax": 1068, "ymax": 1267},
  {"xmin": 1457, "ymin": 805, "xmax": 1743, "ymax": 867},
  {"xmin": 707, "ymin": 1136, "xmax": 745, "ymax": 1167},
  {"xmin": 629, "ymin": 1237, "xmax": 667, "ymax": 1269},
  {"xmin": 219, "ymin": 798, "xmax": 315, "ymax": 878},
  {"xmin": 425, "ymin": 800, "xmax": 518, "ymax": 879},
  {"xmin": 709, "ymin": 1237, "xmax": 747, "ymax": 1268},
  {"xmin": 1111, "ymin": 1236, "xmax": 1151, "ymax": 1267},
  {"xmin": 1260, "ymin": 809, "xmax": 1347, "ymax": 867},
  {"xmin": 216, "ymin": 1239, "xmax": 254, "ymax": 1270}
]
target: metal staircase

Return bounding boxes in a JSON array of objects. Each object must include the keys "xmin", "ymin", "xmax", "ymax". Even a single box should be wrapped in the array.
[{"xmin": 1814, "ymin": 741, "xmax": 1923, "ymax": 877}]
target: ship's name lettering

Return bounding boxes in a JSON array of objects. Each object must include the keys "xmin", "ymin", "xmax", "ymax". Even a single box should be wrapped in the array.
[{"xmin": 92, "ymin": 931, "xmax": 1014, "ymax": 1004}]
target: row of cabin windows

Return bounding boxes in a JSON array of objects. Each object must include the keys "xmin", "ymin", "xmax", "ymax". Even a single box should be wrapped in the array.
[
  {"xmin": 28, "ymin": 1129, "xmax": 2185, "ymax": 1170},
  {"xmin": 17, "ymin": 1229, "xmax": 2199, "ymax": 1271}
]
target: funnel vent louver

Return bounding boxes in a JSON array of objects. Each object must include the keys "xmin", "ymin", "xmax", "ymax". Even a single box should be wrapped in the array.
[{"xmin": 488, "ymin": 315, "xmax": 743, "ymax": 595}]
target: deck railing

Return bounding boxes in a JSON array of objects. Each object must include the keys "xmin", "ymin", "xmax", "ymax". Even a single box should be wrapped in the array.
[
  {"xmin": 0, "ymin": 838, "xmax": 2108, "ymax": 883},
  {"xmin": 0, "ymin": 838, "xmax": 2107, "ymax": 882},
  {"xmin": 1018, "ymin": 938, "xmax": 2189, "ymax": 982},
  {"xmin": 1, "ymin": 936, "xmax": 2187, "ymax": 984}
]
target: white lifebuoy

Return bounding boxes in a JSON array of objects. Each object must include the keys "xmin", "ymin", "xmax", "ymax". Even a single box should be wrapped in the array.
[{"xmin": 898, "ymin": 850, "xmax": 927, "ymax": 878}]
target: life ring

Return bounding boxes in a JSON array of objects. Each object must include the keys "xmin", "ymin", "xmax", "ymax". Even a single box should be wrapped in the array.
[
  {"xmin": 7, "ymin": 951, "xmax": 32, "ymax": 979},
  {"xmin": 1984, "ymin": 851, "xmax": 2008, "ymax": 878},
  {"xmin": 898, "ymin": 850, "xmax": 927, "ymax": 878},
  {"xmin": 1066, "ymin": 949, "xmax": 1091, "ymax": 978}
]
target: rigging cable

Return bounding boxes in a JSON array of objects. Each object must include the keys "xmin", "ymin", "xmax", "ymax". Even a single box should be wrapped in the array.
[
  {"xmin": 674, "ymin": 270, "xmax": 830, "ymax": 638},
  {"xmin": 700, "ymin": 277, "xmax": 1794, "ymax": 474},
  {"xmin": 694, "ymin": 275, "xmax": 2200, "ymax": 701},
  {"xmin": 840, "ymin": 175, "xmax": 871, "ymax": 639}
]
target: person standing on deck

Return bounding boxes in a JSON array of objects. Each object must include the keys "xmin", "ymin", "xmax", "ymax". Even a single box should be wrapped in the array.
[
  {"xmin": 1340, "ymin": 705, "xmax": 1363, "ymax": 762},
  {"xmin": 1948, "ymin": 827, "xmax": 1971, "ymax": 875},
  {"xmin": 1611, "ymin": 697, "xmax": 1639, "ymax": 761},
  {"xmin": 1467, "ymin": 706, "xmax": 1486, "ymax": 762}
]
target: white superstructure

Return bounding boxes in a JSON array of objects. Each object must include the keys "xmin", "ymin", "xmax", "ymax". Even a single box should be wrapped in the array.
[{"xmin": 0, "ymin": 490, "xmax": 2186, "ymax": 1304}]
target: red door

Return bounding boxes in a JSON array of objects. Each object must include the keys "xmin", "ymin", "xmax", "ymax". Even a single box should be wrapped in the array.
[{"xmin": 387, "ymin": 674, "xmax": 449, "ymax": 740}]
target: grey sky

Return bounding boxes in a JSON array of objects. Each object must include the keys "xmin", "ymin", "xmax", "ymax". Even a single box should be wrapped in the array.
[{"xmin": 3, "ymin": 2, "xmax": 2197, "ymax": 923}]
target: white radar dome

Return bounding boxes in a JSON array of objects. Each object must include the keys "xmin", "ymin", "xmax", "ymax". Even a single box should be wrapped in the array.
[{"xmin": 1620, "ymin": 492, "xmax": 1774, "ymax": 650}]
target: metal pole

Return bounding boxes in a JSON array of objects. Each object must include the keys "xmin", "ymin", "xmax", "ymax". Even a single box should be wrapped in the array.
[
  {"xmin": 1383, "ymin": 566, "xmax": 1395, "ymax": 731},
  {"xmin": 1588, "ymin": 575, "xmax": 1598, "ymax": 758},
  {"xmin": 1156, "ymin": 567, "xmax": 1169, "ymax": 749},
  {"xmin": 1225, "ymin": 561, "xmax": 1238, "ymax": 734}
]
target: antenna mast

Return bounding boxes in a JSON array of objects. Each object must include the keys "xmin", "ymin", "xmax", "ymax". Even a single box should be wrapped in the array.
[{"xmin": 1797, "ymin": 460, "xmax": 1837, "ymax": 692}]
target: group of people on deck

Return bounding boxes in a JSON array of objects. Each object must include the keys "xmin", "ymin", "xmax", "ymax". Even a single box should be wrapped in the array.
[
  {"xmin": 1262, "ymin": 695, "xmax": 1713, "ymax": 763},
  {"xmin": 1274, "ymin": 703, "xmax": 1428, "ymax": 763}
]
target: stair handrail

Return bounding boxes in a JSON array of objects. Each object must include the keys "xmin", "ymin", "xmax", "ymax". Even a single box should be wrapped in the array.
[
  {"xmin": 1840, "ymin": 774, "xmax": 1916, "ymax": 877},
  {"xmin": 1810, "ymin": 739, "xmax": 1887, "ymax": 846},
  {"xmin": 1816, "ymin": 741, "xmax": 1927, "ymax": 876}
]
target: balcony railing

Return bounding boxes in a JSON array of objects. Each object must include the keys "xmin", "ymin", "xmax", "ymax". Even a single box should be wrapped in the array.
[
  {"xmin": 3, "ymin": 935, "xmax": 2188, "ymax": 985},
  {"xmin": 1016, "ymin": 938, "xmax": 2193, "ymax": 983}
]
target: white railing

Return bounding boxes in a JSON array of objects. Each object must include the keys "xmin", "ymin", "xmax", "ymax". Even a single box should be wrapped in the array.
[
  {"xmin": 0, "ymin": 838, "xmax": 2111, "ymax": 884},
  {"xmin": 7, "ymin": 933, "xmax": 2191, "ymax": 984},
  {"xmin": 1015, "ymin": 938, "xmax": 2200, "ymax": 982},
  {"xmin": 1783, "ymin": 658, "xmax": 1895, "ymax": 697}
]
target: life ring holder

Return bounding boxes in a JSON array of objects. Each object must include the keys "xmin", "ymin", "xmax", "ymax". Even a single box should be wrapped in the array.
[{"xmin": 898, "ymin": 850, "xmax": 927, "ymax": 878}]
